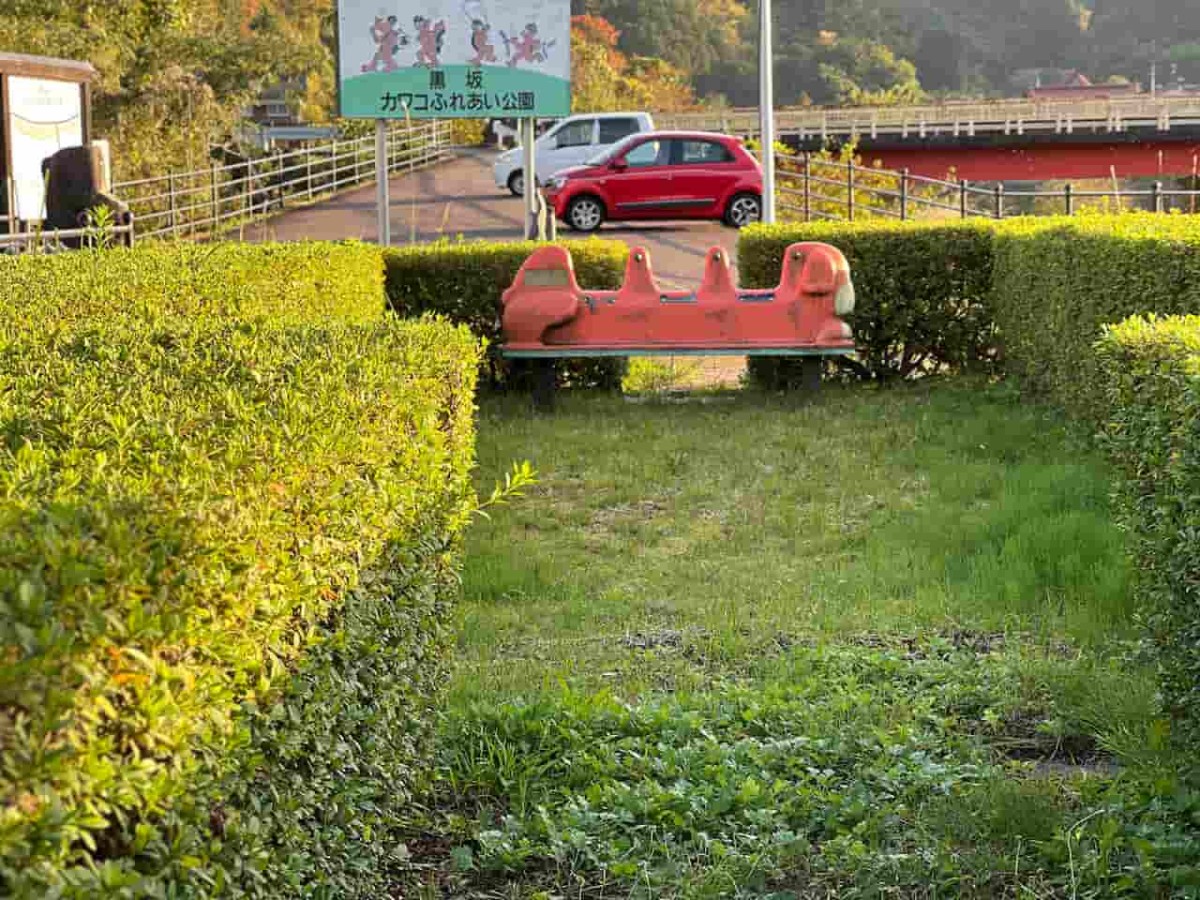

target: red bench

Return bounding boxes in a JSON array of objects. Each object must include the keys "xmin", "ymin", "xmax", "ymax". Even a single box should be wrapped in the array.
[{"xmin": 500, "ymin": 241, "xmax": 856, "ymax": 402}]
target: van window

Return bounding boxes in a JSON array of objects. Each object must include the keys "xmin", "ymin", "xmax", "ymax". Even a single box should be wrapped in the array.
[
  {"xmin": 555, "ymin": 119, "xmax": 596, "ymax": 148},
  {"xmin": 673, "ymin": 140, "xmax": 736, "ymax": 165},
  {"xmin": 598, "ymin": 117, "xmax": 640, "ymax": 144}
]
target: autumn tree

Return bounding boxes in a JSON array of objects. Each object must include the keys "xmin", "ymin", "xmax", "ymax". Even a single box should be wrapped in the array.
[
  {"xmin": 570, "ymin": 14, "xmax": 695, "ymax": 112},
  {"xmin": 576, "ymin": 0, "xmax": 748, "ymax": 78}
]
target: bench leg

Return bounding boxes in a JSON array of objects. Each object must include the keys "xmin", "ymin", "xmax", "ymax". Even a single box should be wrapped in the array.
[
  {"xmin": 532, "ymin": 359, "xmax": 557, "ymax": 412},
  {"xmin": 801, "ymin": 357, "xmax": 822, "ymax": 393}
]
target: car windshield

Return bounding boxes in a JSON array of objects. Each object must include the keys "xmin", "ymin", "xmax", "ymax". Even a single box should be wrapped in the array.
[{"xmin": 585, "ymin": 133, "xmax": 642, "ymax": 166}]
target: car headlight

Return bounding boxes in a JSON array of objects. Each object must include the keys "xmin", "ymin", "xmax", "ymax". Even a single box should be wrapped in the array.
[{"xmin": 548, "ymin": 176, "xmax": 567, "ymax": 190}]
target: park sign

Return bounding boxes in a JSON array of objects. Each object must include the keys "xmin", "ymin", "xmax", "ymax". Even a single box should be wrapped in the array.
[{"xmin": 336, "ymin": 0, "xmax": 570, "ymax": 119}]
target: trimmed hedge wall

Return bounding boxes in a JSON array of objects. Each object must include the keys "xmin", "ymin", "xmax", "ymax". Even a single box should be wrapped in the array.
[
  {"xmin": 993, "ymin": 216, "xmax": 1200, "ymax": 422},
  {"xmin": 0, "ymin": 244, "xmax": 481, "ymax": 896},
  {"xmin": 384, "ymin": 238, "xmax": 629, "ymax": 388},
  {"xmin": 738, "ymin": 221, "xmax": 996, "ymax": 384},
  {"xmin": 0, "ymin": 241, "xmax": 386, "ymax": 331},
  {"xmin": 1099, "ymin": 316, "xmax": 1200, "ymax": 742}
]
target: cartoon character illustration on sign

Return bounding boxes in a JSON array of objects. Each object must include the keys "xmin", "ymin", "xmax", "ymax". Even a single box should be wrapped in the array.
[
  {"xmin": 362, "ymin": 15, "xmax": 408, "ymax": 73},
  {"xmin": 462, "ymin": 0, "xmax": 496, "ymax": 65},
  {"xmin": 469, "ymin": 19, "xmax": 497, "ymax": 65},
  {"xmin": 503, "ymin": 22, "xmax": 555, "ymax": 67},
  {"xmin": 413, "ymin": 15, "xmax": 447, "ymax": 67}
]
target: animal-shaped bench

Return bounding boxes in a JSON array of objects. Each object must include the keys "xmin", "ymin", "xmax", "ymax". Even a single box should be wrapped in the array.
[{"xmin": 500, "ymin": 241, "xmax": 856, "ymax": 402}]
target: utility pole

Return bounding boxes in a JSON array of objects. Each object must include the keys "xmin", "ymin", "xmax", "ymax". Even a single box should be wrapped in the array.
[
  {"xmin": 759, "ymin": 0, "xmax": 776, "ymax": 224},
  {"xmin": 375, "ymin": 119, "xmax": 390, "ymax": 246},
  {"xmin": 1151, "ymin": 40, "xmax": 1159, "ymax": 97}
]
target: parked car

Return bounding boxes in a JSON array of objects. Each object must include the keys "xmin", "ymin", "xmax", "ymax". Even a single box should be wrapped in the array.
[
  {"xmin": 493, "ymin": 112, "xmax": 655, "ymax": 196},
  {"xmin": 543, "ymin": 131, "xmax": 763, "ymax": 232}
]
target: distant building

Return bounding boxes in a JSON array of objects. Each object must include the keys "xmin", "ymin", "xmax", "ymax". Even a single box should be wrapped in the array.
[
  {"xmin": 247, "ymin": 78, "xmax": 304, "ymax": 126},
  {"xmin": 1025, "ymin": 70, "xmax": 1141, "ymax": 101}
]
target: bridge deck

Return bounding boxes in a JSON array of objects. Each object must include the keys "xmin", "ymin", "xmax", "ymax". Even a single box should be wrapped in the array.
[{"xmin": 658, "ymin": 95, "xmax": 1200, "ymax": 142}]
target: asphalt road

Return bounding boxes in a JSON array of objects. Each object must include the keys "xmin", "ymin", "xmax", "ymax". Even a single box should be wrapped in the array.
[{"xmin": 245, "ymin": 148, "xmax": 741, "ymax": 288}]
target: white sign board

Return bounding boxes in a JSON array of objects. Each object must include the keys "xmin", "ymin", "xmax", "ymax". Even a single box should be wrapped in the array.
[
  {"xmin": 8, "ymin": 76, "xmax": 84, "ymax": 222},
  {"xmin": 336, "ymin": 0, "xmax": 570, "ymax": 118}
]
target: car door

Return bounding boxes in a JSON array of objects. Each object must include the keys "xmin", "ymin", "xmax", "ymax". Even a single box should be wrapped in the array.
[
  {"xmin": 538, "ymin": 118, "xmax": 597, "ymax": 178},
  {"xmin": 667, "ymin": 139, "xmax": 740, "ymax": 217},
  {"xmin": 602, "ymin": 137, "xmax": 673, "ymax": 219}
]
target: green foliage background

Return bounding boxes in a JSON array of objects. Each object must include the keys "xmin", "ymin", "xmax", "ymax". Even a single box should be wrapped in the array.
[
  {"xmin": 5, "ymin": 0, "xmax": 1199, "ymax": 184},
  {"xmin": 577, "ymin": 0, "xmax": 1200, "ymax": 107},
  {"xmin": 0, "ymin": 0, "xmax": 335, "ymax": 181}
]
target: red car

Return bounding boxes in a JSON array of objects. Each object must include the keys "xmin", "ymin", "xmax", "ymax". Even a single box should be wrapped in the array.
[{"xmin": 543, "ymin": 131, "xmax": 763, "ymax": 232}]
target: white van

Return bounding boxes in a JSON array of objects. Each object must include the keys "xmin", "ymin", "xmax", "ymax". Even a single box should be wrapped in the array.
[{"xmin": 493, "ymin": 112, "xmax": 655, "ymax": 196}]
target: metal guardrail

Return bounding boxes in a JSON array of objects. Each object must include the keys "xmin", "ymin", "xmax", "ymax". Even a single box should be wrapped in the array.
[
  {"xmin": 0, "ymin": 223, "xmax": 136, "ymax": 254},
  {"xmin": 659, "ymin": 94, "xmax": 1200, "ymax": 140},
  {"xmin": 113, "ymin": 119, "xmax": 452, "ymax": 241},
  {"xmin": 776, "ymin": 152, "xmax": 1200, "ymax": 222},
  {"xmin": 0, "ymin": 121, "xmax": 451, "ymax": 252}
]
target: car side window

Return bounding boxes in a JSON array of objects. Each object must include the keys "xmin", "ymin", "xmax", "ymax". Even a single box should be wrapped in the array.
[
  {"xmin": 598, "ymin": 118, "xmax": 640, "ymax": 144},
  {"xmin": 673, "ymin": 140, "xmax": 736, "ymax": 165},
  {"xmin": 556, "ymin": 120, "xmax": 596, "ymax": 149},
  {"xmin": 623, "ymin": 140, "xmax": 664, "ymax": 168}
]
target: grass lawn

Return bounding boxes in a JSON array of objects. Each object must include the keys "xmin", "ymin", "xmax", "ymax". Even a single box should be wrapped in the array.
[{"xmin": 404, "ymin": 380, "xmax": 1200, "ymax": 899}]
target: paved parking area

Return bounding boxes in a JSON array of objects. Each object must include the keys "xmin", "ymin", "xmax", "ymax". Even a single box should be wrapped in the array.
[
  {"xmin": 245, "ymin": 148, "xmax": 741, "ymax": 288},
  {"xmin": 246, "ymin": 148, "xmax": 749, "ymax": 385}
]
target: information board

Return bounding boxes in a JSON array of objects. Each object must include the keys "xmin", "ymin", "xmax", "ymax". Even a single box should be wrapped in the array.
[
  {"xmin": 337, "ymin": 0, "xmax": 570, "ymax": 119},
  {"xmin": 8, "ymin": 76, "xmax": 84, "ymax": 221}
]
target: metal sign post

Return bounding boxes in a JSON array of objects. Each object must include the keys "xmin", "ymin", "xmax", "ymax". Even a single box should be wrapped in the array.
[
  {"xmin": 335, "ymin": 0, "xmax": 571, "ymax": 241},
  {"xmin": 523, "ymin": 117, "xmax": 538, "ymax": 239},
  {"xmin": 759, "ymin": 0, "xmax": 776, "ymax": 224},
  {"xmin": 375, "ymin": 119, "xmax": 390, "ymax": 245}
]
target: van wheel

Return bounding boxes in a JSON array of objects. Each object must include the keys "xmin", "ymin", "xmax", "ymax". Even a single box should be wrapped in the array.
[
  {"xmin": 724, "ymin": 193, "xmax": 762, "ymax": 228},
  {"xmin": 567, "ymin": 195, "xmax": 605, "ymax": 232},
  {"xmin": 507, "ymin": 170, "xmax": 525, "ymax": 196}
]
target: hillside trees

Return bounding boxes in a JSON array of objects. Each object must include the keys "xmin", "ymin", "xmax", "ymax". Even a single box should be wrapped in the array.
[
  {"xmin": 1083, "ymin": 0, "xmax": 1200, "ymax": 79},
  {"xmin": 576, "ymin": 0, "xmax": 747, "ymax": 78},
  {"xmin": 571, "ymin": 14, "xmax": 695, "ymax": 112},
  {"xmin": 572, "ymin": 0, "xmax": 1199, "ymax": 105},
  {"xmin": 887, "ymin": 0, "xmax": 1087, "ymax": 91}
]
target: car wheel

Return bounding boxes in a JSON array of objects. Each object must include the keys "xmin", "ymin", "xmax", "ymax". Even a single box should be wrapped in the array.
[
  {"xmin": 567, "ymin": 195, "xmax": 605, "ymax": 232},
  {"xmin": 507, "ymin": 170, "xmax": 524, "ymax": 196},
  {"xmin": 725, "ymin": 193, "xmax": 762, "ymax": 228}
]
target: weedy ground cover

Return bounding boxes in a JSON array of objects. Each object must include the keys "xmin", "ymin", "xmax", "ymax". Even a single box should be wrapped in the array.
[{"xmin": 402, "ymin": 380, "xmax": 1200, "ymax": 898}]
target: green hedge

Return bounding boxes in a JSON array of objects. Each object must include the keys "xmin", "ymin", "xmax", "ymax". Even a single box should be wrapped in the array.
[
  {"xmin": 0, "ymin": 244, "xmax": 480, "ymax": 896},
  {"xmin": 738, "ymin": 221, "xmax": 996, "ymax": 384},
  {"xmin": 384, "ymin": 238, "xmax": 629, "ymax": 388},
  {"xmin": 993, "ymin": 215, "xmax": 1200, "ymax": 422},
  {"xmin": 0, "ymin": 241, "xmax": 386, "ymax": 331},
  {"xmin": 1098, "ymin": 315, "xmax": 1200, "ymax": 742}
]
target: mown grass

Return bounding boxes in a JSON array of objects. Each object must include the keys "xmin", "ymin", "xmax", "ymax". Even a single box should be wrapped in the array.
[
  {"xmin": 456, "ymin": 380, "xmax": 1131, "ymax": 697},
  {"xmin": 402, "ymin": 380, "xmax": 1200, "ymax": 899}
]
